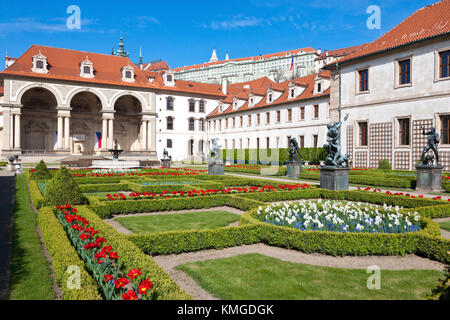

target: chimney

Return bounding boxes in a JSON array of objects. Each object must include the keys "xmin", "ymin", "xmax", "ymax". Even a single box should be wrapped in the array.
[{"xmin": 222, "ymin": 78, "xmax": 228, "ymax": 95}]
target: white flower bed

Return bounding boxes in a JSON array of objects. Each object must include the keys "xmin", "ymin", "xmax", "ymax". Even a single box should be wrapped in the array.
[{"xmin": 257, "ymin": 200, "xmax": 421, "ymax": 234}]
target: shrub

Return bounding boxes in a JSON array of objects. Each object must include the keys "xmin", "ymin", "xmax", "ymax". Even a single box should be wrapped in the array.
[
  {"xmin": 31, "ymin": 160, "xmax": 52, "ymax": 180},
  {"xmin": 44, "ymin": 167, "xmax": 87, "ymax": 206},
  {"xmin": 378, "ymin": 159, "xmax": 392, "ymax": 171},
  {"xmin": 428, "ymin": 265, "xmax": 449, "ymax": 300}
]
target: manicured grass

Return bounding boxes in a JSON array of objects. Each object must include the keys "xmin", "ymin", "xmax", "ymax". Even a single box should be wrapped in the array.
[
  {"xmin": 176, "ymin": 253, "xmax": 443, "ymax": 300},
  {"xmin": 9, "ymin": 175, "xmax": 55, "ymax": 300},
  {"xmin": 115, "ymin": 210, "xmax": 240, "ymax": 234},
  {"xmin": 438, "ymin": 220, "xmax": 450, "ymax": 232}
]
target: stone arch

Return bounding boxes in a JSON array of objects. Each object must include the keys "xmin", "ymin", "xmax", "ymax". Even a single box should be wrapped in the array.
[
  {"xmin": 20, "ymin": 87, "xmax": 59, "ymax": 152},
  {"xmin": 16, "ymin": 83, "xmax": 63, "ymax": 107},
  {"xmin": 66, "ymin": 87, "xmax": 108, "ymax": 110},
  {"xmin": 113, "ymin": 95, "xmax": 143, "ymax": 152},
  {"xmin": 111, "ymin": 91, "xmax": 147, "ymax": 112},
  {"xmin": 69, "ymin": 91, "xmax": 104, "ymax": 154}
]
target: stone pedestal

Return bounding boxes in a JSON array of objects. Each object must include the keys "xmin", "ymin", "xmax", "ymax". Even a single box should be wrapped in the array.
[
  {"xmin": 416, "ymin": 165, "xmax": 445, "ymax": 193},
  {"xmin": 320, "ymin": 166, "xmax": 350, "ymax": 191},
  {"xmin": 286, "ymin": 161, "xmax": 302, "ymax": 179},
  {"xmin": 208, "ymin": 160, "xmax": 225, "ymax": 175},
  {"xmin": 160, "ymin": 159, "xmax": 171, "ymax": 168}
]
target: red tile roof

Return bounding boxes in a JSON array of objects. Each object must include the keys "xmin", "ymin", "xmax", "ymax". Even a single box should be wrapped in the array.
[
  {"xmin": 141, "ymin": 61, "xmax": 169, "ymax": 72},
  {"xmin": 207, "ymin": 71, "xmax": 330, "ymax": 118},
  {"xmin": 173, "ymin": 47, "xmax": 317, "ymax": 72},
  {"xmin": 0, "ymin": 45, "xmax": 227, "ymax": 98},
  {"xmin": 1, "ymin": 45, "xmax": 156, "ymax": 89},
  {"xmin": 314, "ymin": 44, "xmax": 367, "ymax": 61},
  {"xmin": 0, "ymin": 85, "xmax": 3, "ymax": 96},
  {"xmin": 330, "ymin": 0, "xmax": 450, "ymax": 66}
]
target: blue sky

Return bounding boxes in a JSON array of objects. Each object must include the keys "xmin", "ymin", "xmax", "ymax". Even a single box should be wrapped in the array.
[{"xmin": 0, "ymin": 0, "xmax": 437, "ymax": 68}]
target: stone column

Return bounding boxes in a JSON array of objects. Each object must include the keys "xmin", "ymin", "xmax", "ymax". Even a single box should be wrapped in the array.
[
  {"xmin": 102, "ymin": 119, "xmax": 108, "ymax": 151},
  {"xmin": 10, "ymin": 113, "xmax": 14, "ymax": 149},
  {"xmin": 14, "ymin": 114, "xmax": 21, "ymax": 149},
  {"xmin": 147, "ymin": 120, "xmax": 152, "ymax": 151},
  {"xmin": 64, "ymin": 116, "xmax": 70, "ymax": 150},
  {"xmin": 57, "ymin": 116, "xmax": 63, "ymax": 150},
  {"xmin": 2, "ymin": 107, "xmax": 11, "ymax": 151},
  {"xmin": 149, "ymin": 118, "xmax": 156, "ymax": 151},
  {"xmin": 141, "ymin": 120, "xmax": 147, "ymax": 151},
  {"xmin": 108, "ymin": 119, "xmax": 114, "ymax": 149}
]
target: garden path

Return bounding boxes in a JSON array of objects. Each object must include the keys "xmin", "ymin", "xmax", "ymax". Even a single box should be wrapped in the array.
[
  {"xmin": 432, "ymin": 217, "xmax": 450, "ymax": 239},
  {"xmin": 225, "ymin": 173, "xmax": 450, "ymax": 201},
  {"xmin": 152, "ymin": 243, "xmax": 445, "ymax": 300},
  {"xmin": 0, "ymin": 172, "xmax": 16, "ymax": 299}
]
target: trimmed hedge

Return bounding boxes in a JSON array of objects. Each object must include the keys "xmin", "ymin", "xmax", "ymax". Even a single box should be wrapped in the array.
[
  {"xmin": 129, "ymin": 225, "xmax": 262, "ymax": 256},
  {"xmin": 221, "ymin": 147, "xmax": 326, "ymax": 165},
  {"xmin": 29, "ymin": 180, "xmax": 45, "ymax": 209},
  {"xmin": 79, "ymin": 183, "xmax": 130, "ymax": 193},
  {"xmin": 44, "ymin": 167, "xmax": 87, "ymax": 206},
  {"xmin": 31, "ymin": 160, "xmax": 52, "ymax": 180},
  {"xmin": 38, "ymin": 207, "xmax": 102, "ymax": 300},
  {"xmin": 74, "ymin": 207, "xmax": 191, "ymax": 300}
]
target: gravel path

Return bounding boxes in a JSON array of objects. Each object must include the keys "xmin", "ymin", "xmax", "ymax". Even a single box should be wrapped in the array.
[
  {"xmin": 105, "ymin": 207, "xmax": 245, "ymax": 235},
  {"xmin": 152, "ymin": 243, "xmax": 446, "ymax": 300},
  {"xmin": 432, "ymin": 217, "xmax": 450, "ymax": 239}
]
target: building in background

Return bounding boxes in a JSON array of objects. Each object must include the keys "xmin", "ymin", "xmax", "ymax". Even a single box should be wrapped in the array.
[
  {"xmin": 325, "ymin": 0, "xmax": 450, "ymax": 171},
  {"xmin": 206, "ymin": 71, "xmax": 331, "ymax": 161},
  {"xmin": 173, "ymin": 47, "xmax": 318, "ymax": 85}
]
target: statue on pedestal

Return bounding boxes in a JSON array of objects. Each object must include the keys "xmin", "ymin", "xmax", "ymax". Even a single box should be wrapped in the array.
[
  {"xmin": 288, "ymin": 137, "xmax": 302, "ymax": 162},
  {"xmin": 163, "ymin": 148, "xmax": 172, "ymax": 161},
  {"xmin": 323, "ymin": 121, "xmax": 348, "ymax": 168},
  {"xmin": 210, "ymin": 138, "xmax": 222, "ymax": 162},
  {"xmin": 420, "ymin": 126, "xmax": 440, "ymax": 166}
]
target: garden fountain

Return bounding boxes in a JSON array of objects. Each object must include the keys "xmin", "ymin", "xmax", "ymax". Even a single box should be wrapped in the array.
[{"xmin": 91, "ymin": 140, "xmax": 140, "ymax": 169}]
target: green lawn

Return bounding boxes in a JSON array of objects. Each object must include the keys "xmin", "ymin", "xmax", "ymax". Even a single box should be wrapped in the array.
[
  {"xmin": 438, "ymin": 220, "xmax": 450, "ymax": 232},
  {"xmin": 176, "ymin": 253, "xmax": 443, "ymax": 300},
  {"xmin": 9, "ymin": 175, "xmax": 55, "ymax": 300},
  {"xmin": 115, "ymin": 210, "xmax": 240, "ymax": 234}
]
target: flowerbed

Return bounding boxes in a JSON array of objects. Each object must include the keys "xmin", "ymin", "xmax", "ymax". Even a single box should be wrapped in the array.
[
  {"xmin": 105, "ymin": 184, "xmax": 312, "ymax": 201},
  {"xmin": 257, "ymin": 200, "xmax": 421, "ymax": 234},
  {"xmin": 356, "ymin": 187, "xmax": 448, "ymax": 201},
  {"xmin": 54, "ymin": 204, "xmax": 154, "ymax": 300}
]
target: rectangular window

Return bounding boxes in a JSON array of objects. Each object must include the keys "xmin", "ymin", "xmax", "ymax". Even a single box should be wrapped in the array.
[
  {"xmin": 358, "ymin": 122, "xmax": 368, "ymax": 146},
  {"xmin": 359, "ymin": 69, "xmax": 369, "ymax": 92},
  {"xmin": 277, "ymin": 111, "xmax": 281, "ymax": 123},
  {"xmin": 313, "ymin": 105, "xmax": 319, "ymax": 119},
  {"xmin": 441, "ymin": 115, "xmax": 450, "ymax": 144},
  {"xmin": 256, "ymin": 138, "xmax": 260, "ymax": 150},
  {"xmin": 167, "ymin": 139, "xmax": 173, "ymax": 148},
  {"xmin": 167, "ymin": 97, "xmax": 174, "ymax": 110},
  {"xmin": 199, "ymin": 101, "xmax": 205, "ymax": 113},
  {"xmin": 287, "ymin": 136, "xmax": 291, "ymax": 148},
  {"xmin": 266, "ymin": 112, "xmax": 270, "ymax": 124},
  {"xmin": 287, "ymin": 109, "xmax": 292, "ymax": 122},
  {"xmin": 225, "ymin": 119, "xmax": 228, "ymax": 129},
  {"xmin": 266, "ymin": 137, "xmax": 270, "ymax": 148},
  {"xmin": 219, "ymin": 120, "xmax": 222, "ymax": 131},
  {"xmin": 399, "ymin": 59, "xmax": 411, "ymax": 85},
  {"xmin": 248, "ymin": 115, "xmax": 252, "ymax": 126},
  {"xmin": 257, "ymin": 114, "xmax": 261, "ymax": 125},
  {"xmin": 299, "ymin": 135, "xmax": 305, "ymax": 148},
  {"xmin": 398, "ymin": 118, "xmax": 410, "ymax": 145},
  {"xmin": 440, "ymin": 50, "xmax": 450, "ymax": 79},
  {"xmin": 232, "ymin": 118, "xmax": 236, "ymax": 128},
  {"xmin": 300, "ymin": 107, "xmax": 305, "ymax": 120},
  {"xmin": 313, "ymin": 135, "xmax": 318, "ymax": 148},
  {"xmin": 189, "ymin": 100, "xmax": 195, "ymax": 112},
  {"xmin": 83, "ymin": 66, "xmax": 91, "ymax": 74},
  {"xmin": 240, "ymin": 116, "xmax": 243, "ymax": 127}
]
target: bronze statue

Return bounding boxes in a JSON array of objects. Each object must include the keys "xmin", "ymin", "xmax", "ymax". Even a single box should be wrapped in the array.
[
  {"xmin": 323, "ymin": 121, "xmax": 348, "ymax": 168},
  {"xmin": 163, "ymin": 148, "xmax": 171, "ymax": 161},
  {"xmin": 288, "ymin": 137, "xmax": 302, "ymax": 162},
  {"xmin": 420, "ymin": 126, "xmax": 440, "ymax": 166}
]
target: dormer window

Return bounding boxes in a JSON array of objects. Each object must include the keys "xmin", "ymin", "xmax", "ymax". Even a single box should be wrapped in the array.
[
  {"xmin": 268, "ymin": 94, "xmax": 273, "ymax": 103},
  {"xmin": 167, "ymin": 74, "xmax": 172, "ymax": 82},
  {"xmin": 32, "ymin": 51, "xmax": 49, "ymax": 74},
  {"xmin": 164, "ymin": 71, "xmax": 175, "ymax": 87},
  {"xmin": 290, "ymin": 89, "xmax": 295, "ymax": 98},
  {"xmin": 122, "ymin": 64, "xmax": 135, "ymax": 82},
  {"xmin": 80, "ymin": 57, "xmax": 94, "ymax": 78},
  {"xmin": 317, "ymin": 83, "xmax": 322, "ymax": 93}
]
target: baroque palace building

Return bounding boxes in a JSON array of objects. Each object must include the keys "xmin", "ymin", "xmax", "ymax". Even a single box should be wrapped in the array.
[{"xmin": 325, "ymin": 0, "xmax": 450, "ymax": 171}]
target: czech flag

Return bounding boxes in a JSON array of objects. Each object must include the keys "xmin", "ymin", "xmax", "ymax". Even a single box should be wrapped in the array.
[
  {"xmin": 290, "ymin": 56, "xmax": 294, "ymax": 71},
  {"xmin": 95, "ymin": 132, "xmax": 102, "ymax": 149}
]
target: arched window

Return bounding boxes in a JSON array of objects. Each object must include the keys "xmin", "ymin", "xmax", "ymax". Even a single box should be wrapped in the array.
[
  {"xmin": 189, "ymin": 118, "xmax": 195, "ymax": 131},
  {"xmin": 199, "ymin": 100, "xmax": 205, "ymax": 113},
  {"xmin": 167, "ymin": 117, "xmax": 174, "ymax": 130},
  {"xmin": 189, "ymin": 99, "xmax": 195, "ymax": 112},
  {"xmin": 199, "ymin": 119, "xmax": 205, "ymax": 131},
  {"xmin": 167, "ymin": 97, "xmax": 174, "ymax": 110}
]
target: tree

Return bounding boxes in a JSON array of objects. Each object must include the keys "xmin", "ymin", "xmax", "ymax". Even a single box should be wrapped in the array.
[{"xmin": 43, "ymin": 166, "xmax": 86, "ymax": 206}]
